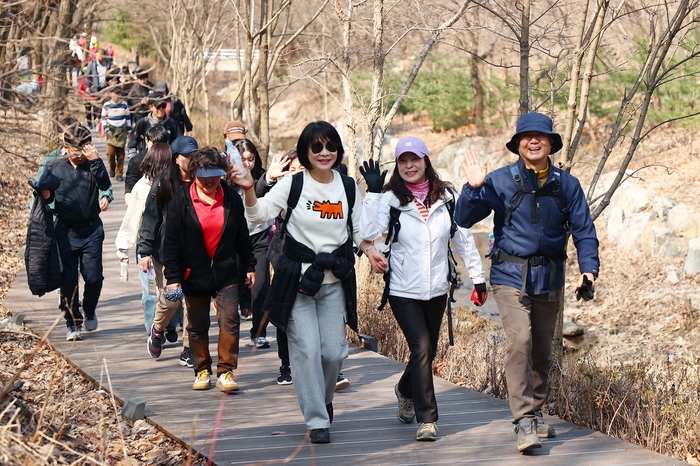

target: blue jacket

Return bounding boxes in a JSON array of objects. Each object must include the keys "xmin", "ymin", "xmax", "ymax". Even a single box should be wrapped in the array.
[{"xmin": 455, "ymin": 158, "xmax": 599, "ymax": 295}]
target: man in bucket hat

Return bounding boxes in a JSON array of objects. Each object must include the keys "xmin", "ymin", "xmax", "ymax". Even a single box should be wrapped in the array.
[{"xmin": 455, "ymin": 112, "xmax": 600, "ymax": 453}]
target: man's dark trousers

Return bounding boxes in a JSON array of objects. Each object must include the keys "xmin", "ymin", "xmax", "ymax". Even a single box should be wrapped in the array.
[{"xmin": 55, "ymin": 219, "xmax": 105, "ymax": 328}]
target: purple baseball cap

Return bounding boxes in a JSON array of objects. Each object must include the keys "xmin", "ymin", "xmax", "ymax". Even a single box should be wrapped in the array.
[{"xmin": 395, "ymin": 136, "xmax": 429, "ymax": 159}]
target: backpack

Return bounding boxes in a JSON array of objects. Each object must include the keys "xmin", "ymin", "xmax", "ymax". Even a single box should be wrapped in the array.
[
  {"xmin": 266, "ymin": 171, "xmax": 356, "ymax": 268},
  {"xmin": 378, "ymin": 191, "xmax": 459, "ymax": 311}
]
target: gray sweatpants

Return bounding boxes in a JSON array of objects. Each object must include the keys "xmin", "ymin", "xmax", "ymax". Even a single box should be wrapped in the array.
[{"xmin": 286, "ymin": 282, "xmax": 348, "ymax": 430}]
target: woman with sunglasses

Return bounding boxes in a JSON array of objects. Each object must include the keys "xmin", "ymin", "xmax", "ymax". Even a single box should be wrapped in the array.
[
  {"xmin": 358, "ymin": 136, "xmax": 487, "ymax": 442},
  {"xmin": 236, "ymin": 121, "xmax": 385, "ymax": 444}
]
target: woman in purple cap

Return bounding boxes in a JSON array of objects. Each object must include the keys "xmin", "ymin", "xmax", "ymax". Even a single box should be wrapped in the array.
[
  {"xmin": 359, "ymin": 136, "xmax": 487, "ymax": 442},
  {"xmin": 162, "ymin": 147, "xmax": 255, "ymax": 392}
]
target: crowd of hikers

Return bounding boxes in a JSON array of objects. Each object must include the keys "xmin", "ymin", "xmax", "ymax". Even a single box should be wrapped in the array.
[{"xmin": 26, "ymin": 108, "xmax": 599, "ymax": 452}]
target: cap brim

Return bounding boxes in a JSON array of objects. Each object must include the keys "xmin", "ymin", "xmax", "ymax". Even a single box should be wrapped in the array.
[{"xmin": 194, "ymin": 167, "xmax": 226, "ymax": 178}]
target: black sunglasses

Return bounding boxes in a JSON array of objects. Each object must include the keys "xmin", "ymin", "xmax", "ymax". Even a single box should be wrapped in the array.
[
  {"xmin": 154, "ymin": 103, "xmax": 167, "ymax": 109},
  {"xmin": 310, "ymin": 141, "xmax": 338, "ymax": 154}
]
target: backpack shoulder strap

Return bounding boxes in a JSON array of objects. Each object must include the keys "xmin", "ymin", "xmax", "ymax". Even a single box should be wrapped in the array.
[
  {"xmin": 445, "ymin": 189, "xmax": 458, "ymax": 238},
  {"xmin": 340, "ymin": 174, "xmax": 355, "ymax": 222},
  {"xmin": 280, "ymin": 172, "xmax": 304, "ymax": 234},
  {"xmin": 504, "ymin": 163, "xmax": 531, "ymax": 224},
  {"xmin": 385, "ymin": 206, "xmax": 402, "ymax": 245}
]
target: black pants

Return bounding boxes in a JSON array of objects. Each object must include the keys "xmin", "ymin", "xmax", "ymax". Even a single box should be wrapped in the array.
[
  {"xmin": 389, "ymin": 294, "xmax": 447, "ymax": 423},
  {"xmin": 55, "ymin": 219, "xmax": 105, "ymax": 327},
  {"xmin": 238, "ymin": 228, "xmax": 271, "ymax": 339}
]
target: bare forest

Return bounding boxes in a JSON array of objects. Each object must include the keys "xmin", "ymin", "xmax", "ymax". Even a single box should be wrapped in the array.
[{"xmin": 2, "ymin": 0, "xmax": 700, "ymax": 463}]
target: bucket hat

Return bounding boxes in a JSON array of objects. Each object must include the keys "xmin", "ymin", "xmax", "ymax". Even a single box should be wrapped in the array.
[{"xmin": 506, "ymin": 113, "xmax": 563, "ymax": 155}]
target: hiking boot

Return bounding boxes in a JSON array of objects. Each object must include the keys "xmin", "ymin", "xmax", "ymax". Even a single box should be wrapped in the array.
[
  {"xmin": 215, "ymin": 371, "xmax": 240, "ymax": 392},
  {"xmin": 66, "ymin": 325, "xmax": 82, "ymax": 341},
  {"xmin": 179, "ymin": 347, "xmax": 193, "ymax": 368},
  {"xmin": 192, "ymin": 370, "xmax": 211, "ymax": 390},
  {"xmin": 335, "ymin": 373, "xmax": 350, "ymax": 391},
  {"xmin": 309, "ymin": 428, "xmax": 330, "ymax": 444},
  {"xmin": 515, "ymin": 417, "xmax": 542, "ymax": 452},
  {"xmin": 535, "ymin": 410, "xmax": 556, "ymax": 438},
  {"xmin": 109, "ymin": 169, "xmax": 115, "ymax": 178},
  {"xmin": 116, "ymin": 175, "xmax": 124, "ymax": 182},
  {"xmin": 84, "ymin": 315, "xmax": 98, "ymax": 332},
  {"xmin": 276, "ymin": 365, "xmax": 293, "ymax": 385},
  {"xmin": 394, "ymin": 384, "xmax": 415, "ymax": 423},
  {"xmin": 256, "ymin": 337, "xmax": 270, "ymax": 348},
  {"xmin": 165, "ymin": 327, "xmax": 178, "ymax": 343},
  {"xmin": 147, "ymin": 324, "xmax": 164, "ymax": 358},
  {"xmin": 416, "ymin": 422, "xmax": 438, "ymax": 441}
]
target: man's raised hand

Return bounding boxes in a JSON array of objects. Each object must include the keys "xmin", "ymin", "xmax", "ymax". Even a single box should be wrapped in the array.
[{"xmin": 461, "ymin": 150, "xmax": 487, "ymax": 188}]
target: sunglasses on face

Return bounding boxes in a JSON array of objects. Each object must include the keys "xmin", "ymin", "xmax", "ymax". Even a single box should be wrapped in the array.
[
  {"xmin": 310, "ymin": 141, "xmax": 338, "ymax": 154},
  {"xmin": 154, "ymin": 103, "xmax": 167, "ymax": 110}
]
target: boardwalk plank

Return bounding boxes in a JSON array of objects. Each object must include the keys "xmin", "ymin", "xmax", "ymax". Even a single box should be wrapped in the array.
[{"xmin": 4, "ymin": 140, "xmax": 684, "ymax": 465}]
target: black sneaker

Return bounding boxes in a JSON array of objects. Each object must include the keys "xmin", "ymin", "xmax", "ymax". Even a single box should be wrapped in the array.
[
  {"xmin": 309, "ymin": 428, "xmax": 330, "ymax": 444},
  {"xmin": 165, "ymin": 328, "xmax": 178, "ymax": 343},
  {"xmin": 147, "ymin": 324, "xmax": 164, "ymax": 358},
  {"xmin": 179, "ymin": 347, "xmax": 193, "ymax": 368},
  {"xmin": 276, "ymin": 365, "xmax": 292, "ymax": 385},
  {"xmin": 335, "ymin": 373, "xmax": 350, "ymax": 391},
  {"xmin": 109, "ymin": 169, "xmax": 115, "ymax": 178},
  {"xmin": 116, "ymin": 175, "xmax": 124, "ymax": 182}
]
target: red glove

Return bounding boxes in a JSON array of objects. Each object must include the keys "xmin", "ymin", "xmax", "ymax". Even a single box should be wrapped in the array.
[{"xmin": 470, "ymin": 283, "xmax": 488, "ymax": 307}]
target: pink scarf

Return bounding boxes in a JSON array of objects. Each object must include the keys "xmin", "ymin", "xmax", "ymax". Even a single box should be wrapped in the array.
[{"xmin": 405, "ymin": 180, "xmax": 430, "ymax": 204}]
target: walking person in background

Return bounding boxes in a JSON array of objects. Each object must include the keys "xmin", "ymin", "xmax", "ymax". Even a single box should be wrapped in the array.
[
  {"xmin": 127, "ymin": 95, "xmax": 180, "ymax": 161},
  {"xmin": 38, "ymin": 124, "xmax": 111, "ymax": 340},
  {"xmin": 237, "ymin": 121, "xmax": 380, "ymax": 444},
  {"xmin": 115, "ymin": 143, "xmax": 172, "ymax": 336},
  {"xmin": 153, "ymin": 81, "xmax": 193, "ymax": 135},
  {"xmin": 139, "ymin": 136, "xmax": 199, "ymax": 367},
  {"xmin": 231, "ymin": 138, "xmax": 275, "ymax": 349},
  {"xmin": 163, "ymin": 147, "xmax": 255, "ymax": 391},
  {"xmin": 124, "ymin": 125, "xmax": 169, "ymax": 206},
  {"xmin": 101, "ymin": 87, "xmax": 132, "ymax": 181},
  {"xmin": 359, "ymin": 136, "xmax": 486, "ymax": 442},
  {"xmin": 84, "ymin": 48, "xmax": 111, "ymax": 129},
  {"xmin": 455, "ymin": 112, "xmax": 599, "ymax": 452},
  {"xmin": 127, "ymin": 67, "xmax": 153, "ymax": 124}
]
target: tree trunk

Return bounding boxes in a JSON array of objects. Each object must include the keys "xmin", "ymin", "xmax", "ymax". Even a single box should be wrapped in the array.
[
  {"xmin": 258, "ymin": 0, "xmax": 271, "ymax": 164},
  {"xmin": 518, "ymin": 0, "xmax": 531, "ymax": 115}
]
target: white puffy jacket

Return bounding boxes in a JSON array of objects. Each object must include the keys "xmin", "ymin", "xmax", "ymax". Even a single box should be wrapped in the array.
[{"xmin": 360, "ymin": 190, "xmax": 485, "ymax": 301}]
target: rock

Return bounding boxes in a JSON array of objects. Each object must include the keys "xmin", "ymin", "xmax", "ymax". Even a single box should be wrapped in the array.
[
  {"xmin": 618, "ymin": 212, "xmax": 654, "ymax": 250},
  {"xmin": 666, "ymin": 269, "xmax": 680, "ymax": 284},
  {"xmin": 652, "ymin": 196, "xmax": 676, "ymax": 221},
  {"xmin": 684, "ymin": 238, "xmax": 700, "ymax": 276},
  {"xmin": 563, "ymin": 336, "xmax": 582, "ymax": 350},
  {"xmin": 644, "ymin": 226, "xmax": 688, "ymax": 258},
  {"xmin": 668, "ymin": 204, "xmax": 700, "ymax": 237},
  {"xmin": 563, "ymin": 320, "xmax": 584, "ymax": 337},
  {"xmin": 617, "ymin": 182, "xmax": 650, "ymax": 217},
  {"xmin": 605, "ymin": 205, "xmax": 625, "ymax": 243}
]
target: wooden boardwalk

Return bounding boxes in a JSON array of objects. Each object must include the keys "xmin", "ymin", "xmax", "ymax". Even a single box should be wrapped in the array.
[{"xmin": 4, "ymin": 141, "xmax": 683, "ymax": 465}]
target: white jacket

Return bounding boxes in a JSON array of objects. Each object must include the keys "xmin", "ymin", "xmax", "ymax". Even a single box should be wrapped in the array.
[
  {"xmin": 360, "ymin": 190, "xmax": 485, "ymax": 301},
  {"xmin": 115, "ymin": 176, "xmax": 152, "ymax": 260}
]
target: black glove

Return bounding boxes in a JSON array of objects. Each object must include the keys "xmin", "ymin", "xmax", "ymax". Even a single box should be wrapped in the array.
[
  {"xmin": 359, "ymin": 159, "xmax": 388, "ymax": 193},
  {"xmin": 470, "ymin": 282, "xmax": 488, "ymax": 306},
  {"xmin": 575, "ymin": 276, "xmax": 595, "ymax": 301}
]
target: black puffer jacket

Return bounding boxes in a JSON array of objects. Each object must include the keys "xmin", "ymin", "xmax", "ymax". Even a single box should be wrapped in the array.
[
  {"xmin": 25, "ymin": 188, "xmax": 61, "ymax": 296},
  {"xmin": 163, "ymin": 181, "xmax": 255, "ymax": 297},
  {"xmin": 269, "ymin": 233, "xmax": 357, "ymax": 332}
]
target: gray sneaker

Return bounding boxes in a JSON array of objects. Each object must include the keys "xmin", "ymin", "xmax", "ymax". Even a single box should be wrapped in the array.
[
  {"xmin": 535, "ymin": 411, "xmax": 556, "ymax": 438},
  {"xmin": 394, "ymin": 384, "xmax": 415, "ymax": 423},
  {"xmin": 84, "ymin": 315, "xmax": 98, "ymax": 332},
  {"xmin": 416, "ymin": 422, "xmax": 437, "ymax": 441},
  {"xmin": 515, "ymin": 417, "xmax": 542, "ymax": 452}
]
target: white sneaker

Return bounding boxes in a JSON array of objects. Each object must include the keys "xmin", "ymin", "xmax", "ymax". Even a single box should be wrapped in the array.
[
  {"xmin": 66, "ymin": 325, "xmax": 82, "ymax": 341},
  {"xmin": 255, "ymin": 337, "xmax": 270, "ymax": 348}
]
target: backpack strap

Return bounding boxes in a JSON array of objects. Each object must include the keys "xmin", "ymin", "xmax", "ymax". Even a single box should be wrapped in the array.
[
  {"xmin": 279, "ymin": 171, "xmax": 304, "ymax": 235},
  {"xmin": 505, "ymin": 163, "xmax": 535, "ymax": 224}
]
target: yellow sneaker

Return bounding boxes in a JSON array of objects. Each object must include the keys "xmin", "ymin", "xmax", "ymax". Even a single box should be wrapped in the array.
[
  {"xmin": 216, "ymin": 371, "xmax": 240, "ymax": 392},
  {"xmin": 192, "ymin": 370, "xmax": 211, "ymax": 390}
]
